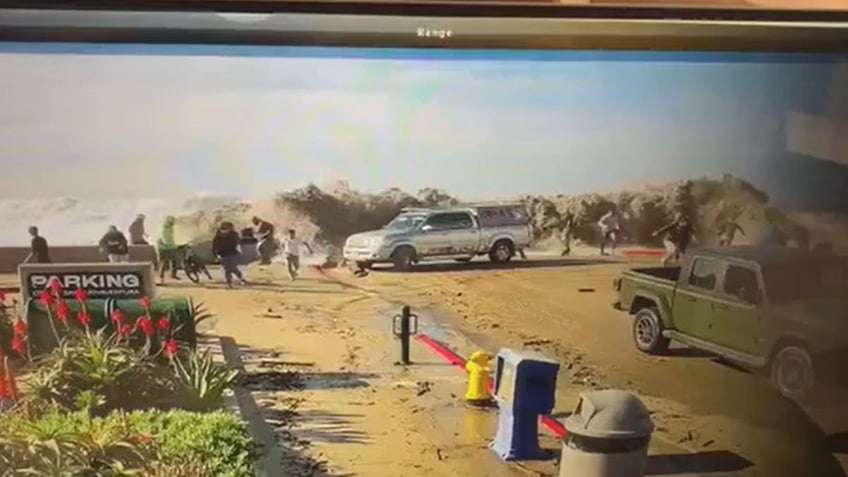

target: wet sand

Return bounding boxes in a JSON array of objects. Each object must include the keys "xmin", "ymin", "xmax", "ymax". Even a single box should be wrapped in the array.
[
  {"xmin": 3, "ymin": 252, "xmax": 844, "ymax": 476},
  {"xmin": 324, "ymin": 249, "xmax": 848, "ymax": 477}
]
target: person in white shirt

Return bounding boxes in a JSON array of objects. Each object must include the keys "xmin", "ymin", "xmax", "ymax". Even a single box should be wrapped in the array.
[
  {"xmin": 283, "ymin": 229, "xmax": 313, "ymax": 280},
  {"xmin": 597, "ymin": 210, "xmax": 621, "ymax": 256}
]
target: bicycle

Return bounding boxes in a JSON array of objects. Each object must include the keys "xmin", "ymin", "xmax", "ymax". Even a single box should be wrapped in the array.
[{"xmin": 177, "ymin": 244, "xmax": 213, "ymax": 284}]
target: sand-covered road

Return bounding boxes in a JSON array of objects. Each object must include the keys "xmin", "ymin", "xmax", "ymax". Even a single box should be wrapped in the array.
[
  {"xmin": 4, "ymin": 252, "xmax": 843, "ymax": 476},
  {"xmin": 325, "ymin": 252, "xmax": 848, "ymax": 477}
]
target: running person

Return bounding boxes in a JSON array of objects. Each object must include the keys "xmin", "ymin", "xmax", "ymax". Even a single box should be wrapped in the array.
[
  {"xmin": 128, "ymin": 214, "xmax": 149, "ymax": 245},
  {"xmin": 212, "ymin": 221, "xmax": 247, "ymax": 288},
  {"xmin": 653, "ymin": 212, "xmax": 697, "ymax": 266},
  {"xmin": 597, "ymin": 210, "xmax": 621, "ymax": 256},
  {"xmin": 252, "ymin": 216, "xmax": 276, "ymax": 265},
  {"xmin": 283, "ymin": 229, "xmax": 313, "ymax": 281},
  {"xmin": 157, "ymin": 216, "xmax": 181, "ymax": 282},
  {"xmin": 99, "ymin": 225, "xmax": 130, "ymax": 263},
  {"xmin": 560, "ymin": 211, "xmax": 575, "ymax": 256},
  {"xmin": 717, "ymin": 219, "xmax": 745, "ymax": 246}
]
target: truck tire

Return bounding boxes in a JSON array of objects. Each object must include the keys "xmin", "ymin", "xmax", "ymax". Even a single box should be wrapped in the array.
[
  {"xmin": 771, "ymin": 345, "xmax": 815, "ymax": 403},
  {"xmin": 489, "ymin": 240, "xmax": 514, "ymax": 263},
  {"xmin": 633, "ymin": 307, "xmax": 670, "ymax": 355},
  {"xmin": 391, "ymin": 246, "xmax": 415, "ymax": 271}
]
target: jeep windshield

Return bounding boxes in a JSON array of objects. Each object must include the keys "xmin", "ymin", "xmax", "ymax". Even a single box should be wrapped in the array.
[
  {"xmin": 763, "ymin": 258, "xmax": 848, "ymax": 303},
  {"xmin": 385, "ymin": 214, "xmax": 426, "ymax": 231}
]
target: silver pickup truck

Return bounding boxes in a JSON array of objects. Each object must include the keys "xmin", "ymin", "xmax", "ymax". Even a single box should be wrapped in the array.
[{"xmin": 343, "ymin": 204, "xmax": 533, "ymax": 270}]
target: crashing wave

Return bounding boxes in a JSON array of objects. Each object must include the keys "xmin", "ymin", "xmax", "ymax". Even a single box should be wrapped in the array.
[{"xmin": 0, "ymin": 194, "xmax": 250, "ymax": 247}]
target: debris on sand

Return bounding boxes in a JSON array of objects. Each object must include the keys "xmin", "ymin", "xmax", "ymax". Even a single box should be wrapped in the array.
[
  {"xmin": 258, "ymin": 312, "xmax": 284, "ymax": 319},
  {"xmin": 240, "ymin": 370, "xmax": 305, "ymax": 391},
  {"xmin": 416, "ymin": 381, "xmax": 433, "ymax": 396},
  {"xmin": 577, "ymin": 288, "xmax": 595, "ymax": 293},
  {"xmin": 257, "ymin": 360, "xmax": 316, "ymax": 369},
  {"xmin": 524, "ymin": 339, "xmax": 552, "ymax": 347}
]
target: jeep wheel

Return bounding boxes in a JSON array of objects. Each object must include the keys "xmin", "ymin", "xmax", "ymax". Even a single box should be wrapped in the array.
[
  {"xmin": 633, "ymin": 307, "xmax": 670, "ymax": 355},
  {"xmin": 771, "ymin": 345, "xmax": 815, "ymax": 403},
  {"xmin": 488, "ymin": 240, "xmax": 514, "ymax": 263},
  {"xmin": 391, "ymin": 247, "xmax": 415, "ymax": 271}
]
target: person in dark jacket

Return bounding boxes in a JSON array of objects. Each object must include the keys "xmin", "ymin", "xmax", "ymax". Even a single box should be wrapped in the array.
[
  {"xmin": 24, "ymin": 226, "xmax": 51, "ymax": 264},
  {"xmin": 653, "ymin": 212, "xmax": 697, "ymax": 266},
  {"xmin": 128, "ymin": 214, "xmax": 149, "ymax": 245},
  {"xmin": 212, "ymin": 221, "xmax": 247, "ymax": 288},
  {"xmin": 99, "ymin": 225, "xmax": 130, "ymax": 263}
]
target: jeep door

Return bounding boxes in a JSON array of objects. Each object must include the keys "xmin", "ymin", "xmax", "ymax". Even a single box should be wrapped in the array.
[
  {"xmin": 711, "ymin": 263, "xmax": 765, "ymax": 355},
  {"xmin": 673, "ymin": 256, "xmax": 721, "ymax": 339}
]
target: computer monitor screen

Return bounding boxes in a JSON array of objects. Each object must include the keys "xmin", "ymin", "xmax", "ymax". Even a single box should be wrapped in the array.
[{"xmin": 0, "ymin": 9, "xmax": 846, "ymax": 477}]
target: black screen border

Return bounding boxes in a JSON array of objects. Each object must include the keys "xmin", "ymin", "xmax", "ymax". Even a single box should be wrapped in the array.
[
  {"xmin": 0, "ymin": 3, "xmax": 847, "ymax": 52},
  {"xmin": 2, "ymin": 0, "xmax": 848, "ymax": 21}
]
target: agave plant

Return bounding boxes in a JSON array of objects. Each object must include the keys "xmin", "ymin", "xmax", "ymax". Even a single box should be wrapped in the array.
[
  {"xmin": 172, "ymin": 349, "xmax": 239, "ymax": 412},
  {"xmin": 72, "ymin": 419, "xmax": 148, "ymax": 471},
  {"xmin": 190, "ymin": 302, "xmax": 215, "ymax": 330}
]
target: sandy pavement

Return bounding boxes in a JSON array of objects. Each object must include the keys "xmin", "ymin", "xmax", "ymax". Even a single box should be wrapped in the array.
[
  {"xmin": 167, "ymin": 262, "xmax": 555, "ymax": 477},
  {"xmin": 2, "ymin": 249, "xmax": 844, "ymax": 477},
  {"xmin": 323, "ymin": 249, "xmax": 848, "ymax": 477}
]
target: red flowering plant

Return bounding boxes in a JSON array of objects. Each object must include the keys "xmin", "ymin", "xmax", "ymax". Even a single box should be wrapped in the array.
[
  {"xmin": 0, "ymin": 290, "xmax": 15, "ymax": 356},
  {"xmin": 38, "ymin": 287, "xmax": 62, "ymax": 346}
]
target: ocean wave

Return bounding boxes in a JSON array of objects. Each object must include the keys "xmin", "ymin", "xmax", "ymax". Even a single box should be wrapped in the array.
[{"xmin": 0, "ymin": 195, "xmax": 247, "ymax": 246}]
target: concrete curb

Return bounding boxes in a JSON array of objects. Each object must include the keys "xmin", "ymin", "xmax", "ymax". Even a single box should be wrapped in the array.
[{"xmin": 218, "ymin": 336, "xmax": 285, "ymax": 477}]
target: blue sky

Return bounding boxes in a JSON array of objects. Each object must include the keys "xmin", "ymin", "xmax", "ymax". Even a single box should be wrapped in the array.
[{"xmin": 0, "ymin": 44, "xmax": 844, "ymax": 202}]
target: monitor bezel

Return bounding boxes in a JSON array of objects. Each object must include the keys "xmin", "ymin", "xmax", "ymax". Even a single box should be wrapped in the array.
[{"xmin": 1, "ymin": 4, "xmax": 847, "ymax": 52}]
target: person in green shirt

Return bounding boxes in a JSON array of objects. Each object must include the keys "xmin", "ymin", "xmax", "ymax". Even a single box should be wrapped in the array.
[{"xmin": 157, "ymin": 216, "xmax": 180, "ymax": 281}]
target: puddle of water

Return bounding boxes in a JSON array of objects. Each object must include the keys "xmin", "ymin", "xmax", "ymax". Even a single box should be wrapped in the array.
[
  {"xmin": 417, "ymin": 315, "xmax": 455, "ymax": 342},
  {"xmin": 428, "ymin": 401, "xmax": 559, "ymax": 477},
  {"xmin": 457, "ymin": 406, "xmax": 498, "ymax": 448},
  {"xmin": 370, "ymin": 304, "xmax": 460, "ymax": 343}
]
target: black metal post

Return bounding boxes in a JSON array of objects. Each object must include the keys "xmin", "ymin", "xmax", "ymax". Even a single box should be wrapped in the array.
[
  {"xmin": 393, "ymin": 305, "xmax": 418, "ymax": 365},
  {"xmin": 400, "ymin": 305, "xmax": 411, "ymax": 365}
]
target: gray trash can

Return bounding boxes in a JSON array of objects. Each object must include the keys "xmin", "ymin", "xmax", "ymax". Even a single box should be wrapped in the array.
[{"xmin": 558, "ymin": 389, "xmax": 654, "ymax": 477}]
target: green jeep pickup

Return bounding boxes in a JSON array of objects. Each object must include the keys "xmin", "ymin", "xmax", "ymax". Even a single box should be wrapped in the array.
[{"xmin": 614, "ymin": 246, "xmax": 848, "ymax": 402}]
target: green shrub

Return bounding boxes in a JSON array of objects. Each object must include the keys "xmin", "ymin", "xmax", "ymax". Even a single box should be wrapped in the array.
[
  {"xmin": 127, "ymin": 410, "xmax": 260, "ymax": 477},
  {"xmin": 0, "ymin": 408, "xmax": 260, "ymax": 477}
]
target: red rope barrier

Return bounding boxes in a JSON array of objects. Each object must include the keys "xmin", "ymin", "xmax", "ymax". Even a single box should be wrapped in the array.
[
  {"xmin": 415, "ymin": 333, "xmax": 567, "ymax": 439},
  {"xmin": 621, "ymin": 249, "xmax": 665, "ymax": 257}
]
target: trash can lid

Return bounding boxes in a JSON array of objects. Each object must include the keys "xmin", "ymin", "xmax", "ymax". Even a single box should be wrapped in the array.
[{"xmin": 564, "ymin": 389, "xmax": 654, "ymax": 439}]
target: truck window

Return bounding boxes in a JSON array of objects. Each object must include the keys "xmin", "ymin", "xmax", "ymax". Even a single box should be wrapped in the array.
[
  {"xmin": 424, "ymin": 212, "xmax": 473, "ymax": 231},
  {"xmin": 476, "ymin": 206, "xmax": 529, "ymax": 227},
  {"xmin": 723, "ymin": 265, "xmax": 759, "ymax": 299},
  {"xmin": 385, "ymin": 214, "xmax": 426, "ymax": 231},
  {"xmin": 688, "ymin": 258, "xmax": 719, "ymax": 291}
]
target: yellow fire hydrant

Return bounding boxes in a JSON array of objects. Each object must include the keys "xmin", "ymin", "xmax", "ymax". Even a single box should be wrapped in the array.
[{"xmin": 465, "ymin": 351, "xmax": 494, "ymax": 407}]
